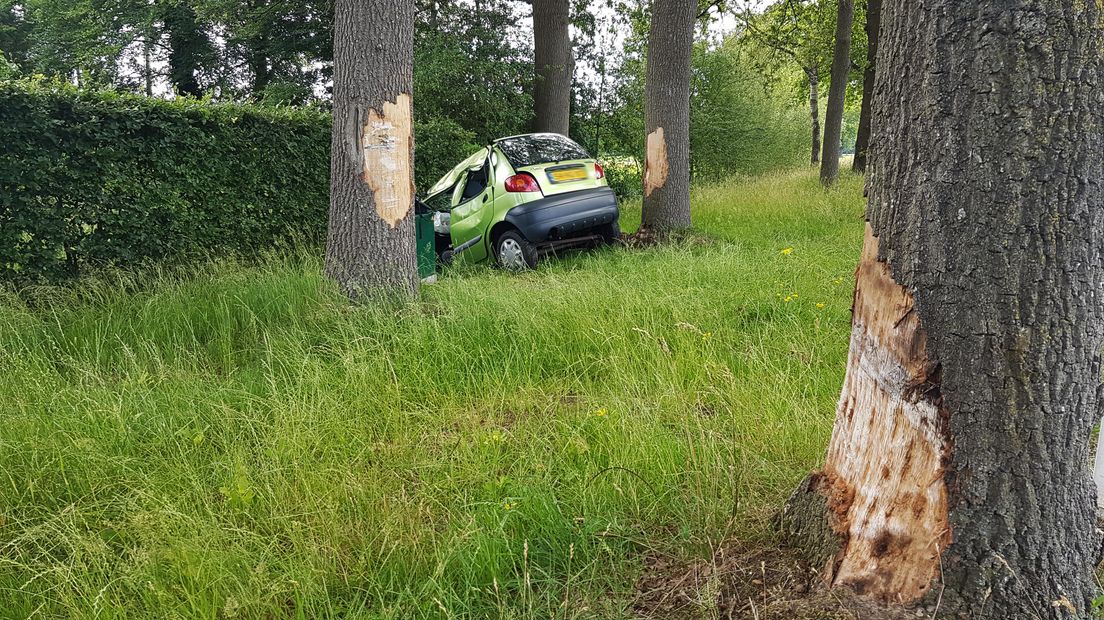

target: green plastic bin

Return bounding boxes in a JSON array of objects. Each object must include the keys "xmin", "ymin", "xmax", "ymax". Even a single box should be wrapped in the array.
[{"xmin": 415, "ymin": 211, "xmax": 436, "ymax": 281}]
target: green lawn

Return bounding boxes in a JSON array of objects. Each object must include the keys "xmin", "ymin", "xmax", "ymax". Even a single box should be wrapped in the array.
[{"xmin": 0, "ymin": 168, "xmax": 865, "ymax": 618}]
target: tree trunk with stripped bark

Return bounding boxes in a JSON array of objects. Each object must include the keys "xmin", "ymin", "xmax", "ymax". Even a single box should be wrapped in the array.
[
  {"xmin": 640, "ymin": 0, "xmax": 694, "ymax": 234},
  {"xmin": 324, "ymin": 0, "xmax": 418, "ymax": 301},
  {"xmin": 784, "ymin": 1, "xmax": 1104, "ymax": 617}
]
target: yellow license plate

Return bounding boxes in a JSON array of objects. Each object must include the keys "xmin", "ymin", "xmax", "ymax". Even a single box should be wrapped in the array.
[{"xmin": 550, "ymin": 168, "xmax": 587, "ymax": 183}]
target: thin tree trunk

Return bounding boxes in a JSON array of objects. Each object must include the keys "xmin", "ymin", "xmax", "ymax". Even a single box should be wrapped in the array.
[
  {"xmin": 783, "ymin": 1, "xmax": 1103, "ymax": 617},
  {"xmin": 640, "ymin": 0, "xmax": 694, "ymax": 234},
  {"xmin": 324, "ymin": 0, "xmax": 418, "ymax": 300},
  {"xmin": 851, "ymin": 0, "xmax": 879, "ymax": 173},
  {"xmin": 532, "ymin": 0, "xmax": 572, "ymax": 135},
  {"xmin": 819, "ymin": 0, "xmax": 853, "ymax": 185},
  {"xmin": 807, "ymin": 65, "xmax": 820, "ymax": 165},
  {"xmin": 143, "ymin": 35, "xmax": 153, "ymax": 97}
]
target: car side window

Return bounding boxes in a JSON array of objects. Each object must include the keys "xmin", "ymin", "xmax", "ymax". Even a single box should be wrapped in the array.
[{"xmin": 460, "ymin": 159, "xmax": 490, "ymax": 201}]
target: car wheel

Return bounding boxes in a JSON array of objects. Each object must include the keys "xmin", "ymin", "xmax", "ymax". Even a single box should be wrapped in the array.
[{"xmin": 495, "ymin": 230, "xmax": 538, "ymax": 270}]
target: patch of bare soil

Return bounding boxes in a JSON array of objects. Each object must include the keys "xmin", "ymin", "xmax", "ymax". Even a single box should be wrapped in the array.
[
  {"xmin": 632, "ymin": 542, "xmax": 917, "ymax": 620},
  {"xmin": 621, "ymin": 228, "xmax": 714, "ymax": 249}
]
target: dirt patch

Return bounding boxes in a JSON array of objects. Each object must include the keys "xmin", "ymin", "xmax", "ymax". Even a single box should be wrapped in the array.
[
  {"xmin": 632, "ymin": 542, "xmax": 916, "ymax": 620},
  {"xmin": 621, "ymin": 228, "xmax": 713, "ymax": 249}
]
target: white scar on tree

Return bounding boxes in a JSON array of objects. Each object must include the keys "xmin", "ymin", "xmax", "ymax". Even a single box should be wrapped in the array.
[
  {"xmin": 361, "ymin": 92, "xmax": 414, "ymax": 228},
  {"xmin": 818, "ymin": 223, "xmax": 952, "ymax": 602},
  {"xmin": 643, "ymin": 127, "xmax": 668, "ymax": 197}
]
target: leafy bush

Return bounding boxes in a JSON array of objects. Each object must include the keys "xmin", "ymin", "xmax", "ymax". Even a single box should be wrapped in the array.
[
  {"xmin": 601, "ymin": 156, "xmax": 643, "ymax": 200},
  {"xmin": 0, "ymin": 79, "xmax": 331, "ymax": 282},
  {"xmin": 689, "ymin": 41, "xmax": 809, "ymax": 181},
  {"xmin": 413, "ymin": 117, "xmax": 479, "ymax": 193}
]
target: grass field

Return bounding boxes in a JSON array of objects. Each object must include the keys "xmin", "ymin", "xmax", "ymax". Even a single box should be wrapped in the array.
[{"xmin": 0, "ymin": 168, "xmax": 865, "ymax": 618}]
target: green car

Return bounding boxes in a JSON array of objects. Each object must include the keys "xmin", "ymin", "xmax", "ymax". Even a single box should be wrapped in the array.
[{"xmin": 420, "ymin": 133, "xmax": 620, "ymax": 270}]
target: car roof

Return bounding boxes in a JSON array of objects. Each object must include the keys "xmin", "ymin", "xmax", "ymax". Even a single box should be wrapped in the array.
[
  {"xmin": 493, "ymin": 132, "xmax": 575, "ymax": 144},
  {"xmin": 425, "ymin": 147, "xmax": 490, "ymax": 197}
]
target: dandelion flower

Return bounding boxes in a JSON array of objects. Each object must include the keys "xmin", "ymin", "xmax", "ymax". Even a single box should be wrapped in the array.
[
  {"xmin": 503, "ymin": 501, "xmax": 515, "ymax": 511},
  {"xmin": 702, "ymin": 331, "xmax": 713, "ymax": 341},
  {"xmin": 594, "ymin": 408, "xmax": 608, "ymax": 417},
  {"xmin": 780, "ymin": 247, "xmax": 794, "ymax": 256},
  {"xmin": 816, "ymin": 302, "xmax": 826, "ymax": 309}
]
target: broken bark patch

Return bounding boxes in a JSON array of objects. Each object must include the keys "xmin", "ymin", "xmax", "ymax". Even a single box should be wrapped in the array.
[
  {"xmin": 790, "ymin": 223, "xmax": 952, "ymax": 604},
  {"xmin": 361, "ymin": 92, "xmax": 414, "ymax": 228},
  {"xmin": 643, "ymin": 126, "xmax": 669, "ymax": 197}
]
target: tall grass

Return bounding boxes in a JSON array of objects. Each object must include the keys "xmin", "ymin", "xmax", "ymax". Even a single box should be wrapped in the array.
[{"xmin": 0, "ymin": 168, "xmax": 865, "ymax": 618}]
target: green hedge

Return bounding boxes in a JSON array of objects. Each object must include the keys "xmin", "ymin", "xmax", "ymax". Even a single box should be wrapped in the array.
[{"xmin": 0, "ymin": 80, "xmax": 331, "ymax": 281}]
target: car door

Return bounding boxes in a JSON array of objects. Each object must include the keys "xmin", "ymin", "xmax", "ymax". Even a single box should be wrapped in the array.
[{"xmin": 449, "ymin": 156, "xmax": 495, "ymax": 263}]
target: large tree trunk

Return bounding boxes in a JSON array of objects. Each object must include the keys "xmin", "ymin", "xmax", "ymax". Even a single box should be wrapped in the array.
[
  {"xmin": 532, "ymin": 0, "xmax": 572, "ymax": 135},
  {"xmin": 851, "ymin": 0, "xmax": 879, "ymax": 174},
  {"xmin": 783, "ymin": 1, "xmax": 1103, "ymax": 617},
  {"xmin": 324, "ymin": 0, "xmax": 418, "ymax": 300},
  {"xmin": 807, "ymin": 65, "xmax": 820, "ymax": 165},
  {"xmin": 819, "ymin": 0, "xmax": 853, "ymax": 185},
  {"xmin": 640, "ymin": 0, "xmax": 694, "ymax": 234}
]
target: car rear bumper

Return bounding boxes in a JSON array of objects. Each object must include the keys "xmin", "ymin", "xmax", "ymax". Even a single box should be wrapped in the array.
[{"xmin": 503, "ymin": 187, "xmax": 619, "ymax": 244}]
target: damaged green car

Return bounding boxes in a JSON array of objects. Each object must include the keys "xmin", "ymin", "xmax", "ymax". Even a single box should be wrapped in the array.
[{"xmin": 419, "ymin": 133, "xmax": 620, "ymax": 270}]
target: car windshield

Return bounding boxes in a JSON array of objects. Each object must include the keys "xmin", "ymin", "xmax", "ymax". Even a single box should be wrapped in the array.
[{"xmin": 496, "ymin": 134, "xmax": 590, "ymax": 168}]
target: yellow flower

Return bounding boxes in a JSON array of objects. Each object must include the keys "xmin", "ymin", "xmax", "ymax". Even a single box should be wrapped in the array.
[
  {"xmin": 816, "ymin": 302, "xmax": 826, "ymax": 309},
  {"xmin": 488, "ymin": 431, "xmax": 505, "ymax": 443},
  {"xmin": 784, "ymin": 296, "xmax": 793, "ymax": 303},
  {"xmin": 594, "ymin": 408, "xmax": 608, "ymax": 418},
  {"xmin": 502, "ymin": 501, "xmax": 515, "ymax": 511},
  {"xmin": 701, "ymin": 331, "xmax": 712, "ymax": 341},
  {"xmin": 780, "ymin": 247, "xmax": 794, "ymax": 256}
]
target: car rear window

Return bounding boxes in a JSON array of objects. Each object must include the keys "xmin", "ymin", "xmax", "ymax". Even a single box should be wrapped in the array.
[{"xmin": 496, "ymin": 135, "xmax": 590, "ymax": 168}]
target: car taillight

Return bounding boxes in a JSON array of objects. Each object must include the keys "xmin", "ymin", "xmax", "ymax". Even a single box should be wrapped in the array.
[
  {"xmin": 504, "ymin": 173, "xmax": 540, "ymax": 193},
  {"xmin": 594, "ymin": 162, "xmax": 605, "ymax": 179}
]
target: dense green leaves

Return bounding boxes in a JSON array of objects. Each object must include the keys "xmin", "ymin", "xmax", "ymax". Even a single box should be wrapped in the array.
[{"xmin": 0, "ymin": 80, "xmax": 330, "ymax": 281}]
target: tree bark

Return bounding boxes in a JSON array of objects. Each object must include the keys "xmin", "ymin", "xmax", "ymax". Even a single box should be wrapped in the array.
[
  {"xmin": 819, "ymin": 0, "xmax": 853, "ymax": 185},
  {"xmin": 324, "ymin": 0, "xmax": 418, "ymax": 301},
  {"xmin": 807, "ymin": 65, "xmax": 820, "ymax": 165},
  {"xmin": 532, "ymin": 0, "xmax": 572, "ymax": 135},
  {"xmin": 783, "ymin": 2, "xmax": 1104, "ymax": 618},
  {"xmin": 851, "ymin": 0, "xmax": 878, "ymax": 174},
  {"xmin": 640, "ymin": 0, "xmax": 694, "ymax": 234}
]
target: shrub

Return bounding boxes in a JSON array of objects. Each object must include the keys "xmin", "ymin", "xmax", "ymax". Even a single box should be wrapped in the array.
[
  {"xmin": 601, "ymin": 156, "xmax": 643, "ymax": 200},
  {"xmin": 413, "ymin": 117, "xmax": 479, "ymax": 193},
  {"xmin": 0, "ymin": 79, "xmax": 331, "ymax": 282}
]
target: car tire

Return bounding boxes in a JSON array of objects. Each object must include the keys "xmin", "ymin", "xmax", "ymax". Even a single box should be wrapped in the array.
[{"xmin": 494, "ymin": 230, "xmax": 538, "ymax": 270}]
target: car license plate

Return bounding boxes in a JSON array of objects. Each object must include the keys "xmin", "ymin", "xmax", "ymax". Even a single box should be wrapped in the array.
[{"xmin": 549, "ymin": 167, "xmax": 587, "ymax": 183}]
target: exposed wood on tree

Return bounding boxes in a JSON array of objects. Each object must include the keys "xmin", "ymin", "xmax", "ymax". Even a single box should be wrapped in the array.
[
  {"xmin": 643, "ymin": 127, "xmax": 668, "ymax": 197},
  {"xmin": 784, "ymin": 0, "xmax": 1104, "ymax": 617},
  {"xmin": 532, "ymin": 0, "xmax": 572, "ymax": 135},
  {"xmin": 324, "ymin": 0, "xmax": 418, "ymax": 301},
  {"xmin": 819, "ymin": 0, "xmax": 852, "ymax": 185},
  {"xmin": 640, "ymin": 0, "xmax": 694, "ymax": 234},
  {"xmin": 785, "ymin": 225, "xmax": 950, "ymax": 602},
  {"xmin": 851, "ymin": 0, "xmax": 879, "ymax": 174},
  {"xmin": 362, "ymin": 93, "xmax": 414, "ymax": 227}
]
